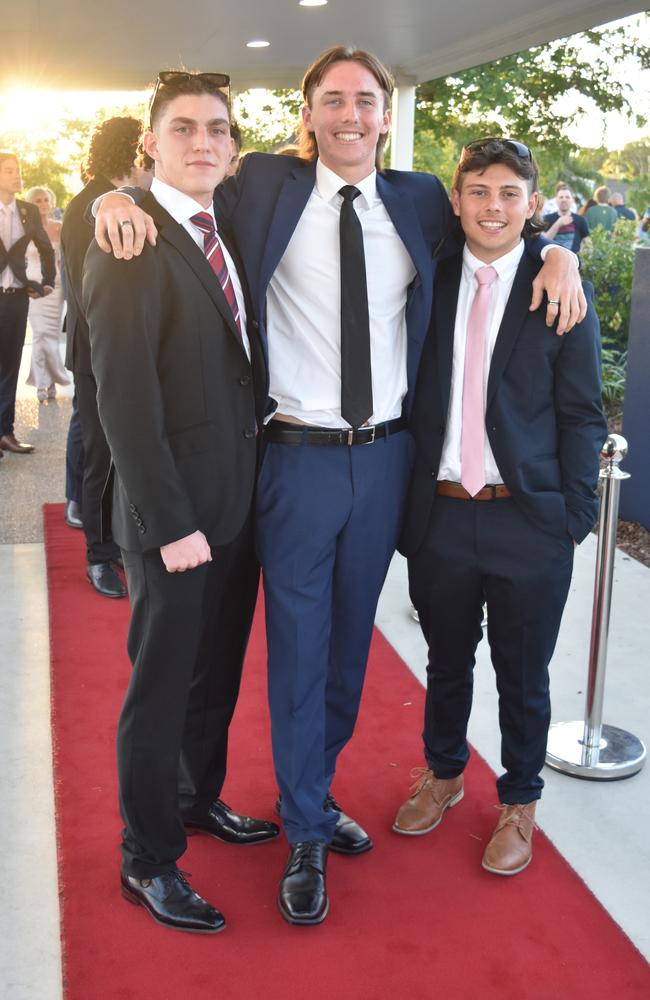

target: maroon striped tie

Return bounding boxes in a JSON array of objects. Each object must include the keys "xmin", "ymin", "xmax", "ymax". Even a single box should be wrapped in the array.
[{"xmin": 190, "ymin": 211, "xmax": 243, "ymax": 341}]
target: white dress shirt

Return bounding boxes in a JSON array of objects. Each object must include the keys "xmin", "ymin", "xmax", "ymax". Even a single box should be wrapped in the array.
[
  {"xmin": 438, "ymin": 240, "xmax": 526, "ymax": 485},
  {"xmin": 0, "ymin": 198, "xmax": 24, "ymax": 289},
  {"xmin": 267, "ymin": 159, "xmax": 416, "ymax": 428},
  {"xmin": 149, "ymin": 177, "xmax": 251, "ymax": 360}
]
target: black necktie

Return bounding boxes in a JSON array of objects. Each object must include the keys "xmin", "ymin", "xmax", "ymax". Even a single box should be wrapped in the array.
[{"xmin": 339, "ymin": 185, "xmax": 373, "ymax": 428}]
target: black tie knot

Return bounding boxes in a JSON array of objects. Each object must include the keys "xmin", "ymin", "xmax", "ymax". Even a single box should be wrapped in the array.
[{"xmin": 339, "ymin": 185, "xmax": 362, "ymax": 203}]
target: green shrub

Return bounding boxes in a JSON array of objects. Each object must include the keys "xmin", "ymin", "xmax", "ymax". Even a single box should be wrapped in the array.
[{"xmin": 580, "ymin": 219, "xmax": 637, "ymax": 345}]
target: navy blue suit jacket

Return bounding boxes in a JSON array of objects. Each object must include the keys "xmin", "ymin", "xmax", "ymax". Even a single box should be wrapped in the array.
[
  {"xmin": 400, "ymin": 251, "xmax": 607, "ymax": 555},
  {"xmin": 214, "ymin": 152, "xmax": 452, "ymax": 415}
]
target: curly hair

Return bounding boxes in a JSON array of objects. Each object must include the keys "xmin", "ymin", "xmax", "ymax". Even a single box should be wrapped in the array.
[{"xmin": 85, "ymin": 117, "xmax": 143, "ymax": 182}]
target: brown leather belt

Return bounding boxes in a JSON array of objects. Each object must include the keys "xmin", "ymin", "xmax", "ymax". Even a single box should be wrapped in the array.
[{"xmin": 436, "ymin": 480, "xmax": 511, "ymax": 501}]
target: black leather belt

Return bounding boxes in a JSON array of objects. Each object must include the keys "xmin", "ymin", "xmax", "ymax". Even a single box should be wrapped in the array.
[
  {"xmin": 263, "ymin": 416, "xmax": 407, "ymax": 446},
  {"xmin": 0, "ymin": 287, "xmax": 27, "ymax": 295}
]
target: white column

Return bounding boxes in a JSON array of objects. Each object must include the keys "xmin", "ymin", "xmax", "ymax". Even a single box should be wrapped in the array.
[{"xmin": 390, "ymin": 83, "xmax": 416, "ymax": 170}]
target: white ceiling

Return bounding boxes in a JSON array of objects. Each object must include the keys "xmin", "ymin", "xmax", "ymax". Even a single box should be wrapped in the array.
[{"xmin": 3, "ymin": 1, "xmax": 644, "ymax": 92}]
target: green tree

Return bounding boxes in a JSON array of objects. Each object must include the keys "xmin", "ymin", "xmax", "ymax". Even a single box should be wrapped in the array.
[{"xmin": 413, "ymin": 17, "xmax": 650, "ymax": 188}]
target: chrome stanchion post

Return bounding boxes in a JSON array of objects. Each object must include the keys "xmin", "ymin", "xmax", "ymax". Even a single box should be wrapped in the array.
[{"xmin": 545, "ymin": 434, "xmax": 646, "ymax": 779}]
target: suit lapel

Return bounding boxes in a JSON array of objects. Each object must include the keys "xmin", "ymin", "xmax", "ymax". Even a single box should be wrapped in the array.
[
  {"xmin": 258, "ymin": 161, "xmax": 316, "ymax": 296},
  {"xmin": 486, "ymin": 253, "xmax": 539, "ymax": 408},
  {"xmin": 434, "ymin": 255, "xmax": 463, "ymax": 421},
  {"xmin": 145, "ymin": 195, "xmax": 246, "ymax": 352},
  {"xmin": 376, "ymin": 174, "xmax": 430, "ymax": 292}
]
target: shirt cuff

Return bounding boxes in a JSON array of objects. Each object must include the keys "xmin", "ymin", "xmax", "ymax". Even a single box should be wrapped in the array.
[
  {"xmin": 540, "ymin": 243, "xmax": 578, "ymax": 266},
  {"xmin": 91, "ymin": 192, "xmax": 135, "ymax": 217}
]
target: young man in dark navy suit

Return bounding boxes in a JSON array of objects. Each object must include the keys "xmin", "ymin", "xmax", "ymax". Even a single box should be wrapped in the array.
[
  {"xmin": 394, "ymin": 139, "xmax": 607, "ymax": 875},
  {"xmin": 93, "ymin": 48, "xmax": 587, "ymax": 924}
]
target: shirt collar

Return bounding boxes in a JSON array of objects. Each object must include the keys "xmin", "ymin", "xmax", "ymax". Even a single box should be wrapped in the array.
[
  {"xmin": 462, "ymin": 239, "xmax": 525, "ymax": 286},
  {"xmin": 150, "ymin": 176, "xmax": 217, "ymax": 229},
  {"xmin": 0, "ymin": 199, "xmax": 17, "ymax": 216},
  {"xmin": 315, "ymin": 159, "xmax": 377, "ymax": 210}
]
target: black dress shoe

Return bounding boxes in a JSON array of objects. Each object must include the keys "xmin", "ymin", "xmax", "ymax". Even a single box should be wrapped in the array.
[
  {"xmin": 275, "ymin": 794, "xmax": 373, "ymax": 856},
  {"xmin": 326, "ymin": 793, "xmax": 373, "ymax": 855},
  {"xmin": 184, "ymin": 799, "xmax": 280, "ymax": 845},
  {"xmin": 86, "ymin": 561, "xmax": 127, "ymax": 598},
  {"xmin": 277, "ymin": 841, "xmax": 329, "ymax": 925},
  {"xmin": 64, "ymin": 500, "xmax": 83, "ymax": 529},
  {"xmin": 120, "ymin": 870, "xmax": 225, "ymax": 934}
]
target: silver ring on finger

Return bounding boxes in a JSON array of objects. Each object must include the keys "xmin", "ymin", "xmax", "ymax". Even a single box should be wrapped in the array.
[
  {"xmin": 547, "ymin": 298, "xmax": 560, "ymax": 305},
  {"xmin": 119, "ymin": 220, "xmax": 134, "ymax": 229}
]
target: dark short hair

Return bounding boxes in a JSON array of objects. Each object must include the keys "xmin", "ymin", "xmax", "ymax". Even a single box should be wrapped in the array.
[
  {"xmin": 452, "ymin": 138, "xmax": 545, "ymax": 238},
  {"xmin": 229, "ymin": 119, "xmax": 242, "ymax": 154},
  {"xmin": 297, "ymin": 46, "xmax": 394, "ymax": 170},
  {"xmin": 555, "ymin": 182, "xmax": 572, "ymax": 195},
  {"xmin": 85, "ymin": 117, "xmax": 143, "ymax": 181},
  {"xmin": 149, "ymin": 74, "xmax": 230, "ymax": 131},
  {"xmin": 0, "ymin": 151, "xmax": 20, "ymax": 170}
]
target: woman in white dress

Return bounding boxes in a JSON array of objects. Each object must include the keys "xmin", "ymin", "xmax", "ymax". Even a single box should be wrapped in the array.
[{"xmin": 24, "ymin": 186, "xmax": 71, "ymax": 401}]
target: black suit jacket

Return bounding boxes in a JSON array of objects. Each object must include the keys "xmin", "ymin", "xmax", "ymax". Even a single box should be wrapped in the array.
[
  {"xmin": 62, "ymin": 175, "xmax": 115, "ymax": 374},
  {"xmin": 400, "ymin": 251, "xmax": 607, "ymax": 556},
  {"xmin": 82, "ymin": 191, "xmax": 266, "ymax": 553},
  {"xmin": 0, "ymin": 199, "xmax": 55, "ymax": 293}
]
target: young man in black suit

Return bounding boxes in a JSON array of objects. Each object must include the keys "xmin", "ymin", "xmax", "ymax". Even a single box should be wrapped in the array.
[
  {"xmin": 393, "ymin": 139, "xmax": 607, "ymax": 875},
  {"xmin": 83, "ymin": 75, "xmax": 279, "ymax": 934},
  {"xmin": 0, "ymin": 151, "xmax": 55, "ymax": 455},
  {"xmin": 62, "ymin": 117, "xmax": 150, "ymax": 597}
]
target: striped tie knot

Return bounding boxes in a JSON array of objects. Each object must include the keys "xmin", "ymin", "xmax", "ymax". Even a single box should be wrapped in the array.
[{"xmin": 190, "ymin": 211, "xmax": 215, "ymax": 237}]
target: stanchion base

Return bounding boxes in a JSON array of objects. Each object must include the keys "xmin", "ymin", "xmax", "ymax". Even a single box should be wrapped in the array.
[{"xmin": 545, "ymin": 722, "xmax": 646, "ymax": 780}]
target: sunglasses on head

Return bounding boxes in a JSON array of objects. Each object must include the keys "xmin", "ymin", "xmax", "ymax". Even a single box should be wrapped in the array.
[
  {"xmin": 464, "ymin": 137, "xmax": 532, "ymax": 161},
  {"xmin": 149, "ymin": 71, "xmax": 231, "ymax": 124}
]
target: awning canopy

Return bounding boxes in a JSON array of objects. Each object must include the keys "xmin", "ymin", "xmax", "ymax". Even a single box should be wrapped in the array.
[{"xmin": 3, "ymin": 1, "xmax": 644, "ymax": 91}]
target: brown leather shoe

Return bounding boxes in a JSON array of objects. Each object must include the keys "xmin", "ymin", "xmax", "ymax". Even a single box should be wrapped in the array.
[
  {"xmin": 482, "ymin": 802, "xmax": 537, "ymax": 876},
  {"xmin": 393, "ymin": 769, "xmax": 464, "ymax": 835},
  {"xmin": 0, "ymin": 433, "xmax": 34, "ymax": 454}
]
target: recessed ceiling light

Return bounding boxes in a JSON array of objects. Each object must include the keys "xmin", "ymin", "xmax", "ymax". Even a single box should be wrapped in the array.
[
  {"xmin": 299, "ymin": 1, "xmax": 328, "ymax": 6},
  {"xmin": 246, "ymin": 40, "xmax": 270, "ymax": 48}
]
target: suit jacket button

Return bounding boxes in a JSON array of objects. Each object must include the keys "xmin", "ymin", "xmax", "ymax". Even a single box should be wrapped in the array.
[
  {"xmin": 239, "ymin": 375, "xmax": 251, "ymax": 386},
  {"xmin": 251, "ymin": 319, "xmax": 259, "ymax": 329},
  {"xmin": 243, "ymin": 428, "xmax": 256, "ymax": 439}
]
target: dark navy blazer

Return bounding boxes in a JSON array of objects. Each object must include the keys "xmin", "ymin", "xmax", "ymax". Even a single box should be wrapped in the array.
[
  {"xmin": 400, "ymin": 251, "xmax": 608, "ymax": 555},
  {"xmin": 214, "ymin": 152, "xmax": 452, "ymax": 415}
]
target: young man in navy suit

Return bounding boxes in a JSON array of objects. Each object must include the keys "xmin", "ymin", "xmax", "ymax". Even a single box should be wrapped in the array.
[
  {"xmin": 393, "ymin": 139, "xmax": 607, "ymax": 875},
  {"xmin": 93, "ymin": 48, "xmax": 586, "ymax": 924}
]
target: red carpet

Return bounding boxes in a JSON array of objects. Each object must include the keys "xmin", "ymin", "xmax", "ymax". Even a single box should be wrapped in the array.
[{"xmin": 44, "ymin": 503, "xmax": 650, "ymax": 999}]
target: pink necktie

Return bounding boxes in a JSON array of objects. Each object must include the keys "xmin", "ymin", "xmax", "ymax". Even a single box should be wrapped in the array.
[{"xmin": 461, "ymin": 265, "xmax": 497, "ymax": 497}]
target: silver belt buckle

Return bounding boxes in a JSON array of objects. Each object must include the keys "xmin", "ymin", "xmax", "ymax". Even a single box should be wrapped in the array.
[
  {"xmin": 365, "ymin": 425, "xmax": 376, "ymax": 444},
  {"xmin": 347, "ymin": 429, "xmax": 355, "ymax": 446}
]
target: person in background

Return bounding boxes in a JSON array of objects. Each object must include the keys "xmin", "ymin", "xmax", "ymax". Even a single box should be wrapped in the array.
[
  {"xmin": 0, "ymin": 152, "xmax": 54, "ymax": 456},
  {"xmin": 62, "ymin": 118, "xmax": 151, "ymax": 598},
  {"xmin": 578, "ymin": 197, "xmax": 596, "ymax": 217},
  {"xmin": 610, "ymin": 191, "xmax": 637, "ymax": 222},
  {"xmin": 585, "ymin": 186, "xmax": 618, "ymax": 233},
  {"xmin": 24, "ymin": 186, "xmax": 71, "ymax": 401},
  {"xmin": 637, "ymin": 207, "xmax": 650, "ymax": 246},
  {"xmin": 393, "ymin": 138, "xmax": 607, "ymax": 876},
  {"xmin": 543, "ymin": 182, "xmax": 589, "ymax": 253}
]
